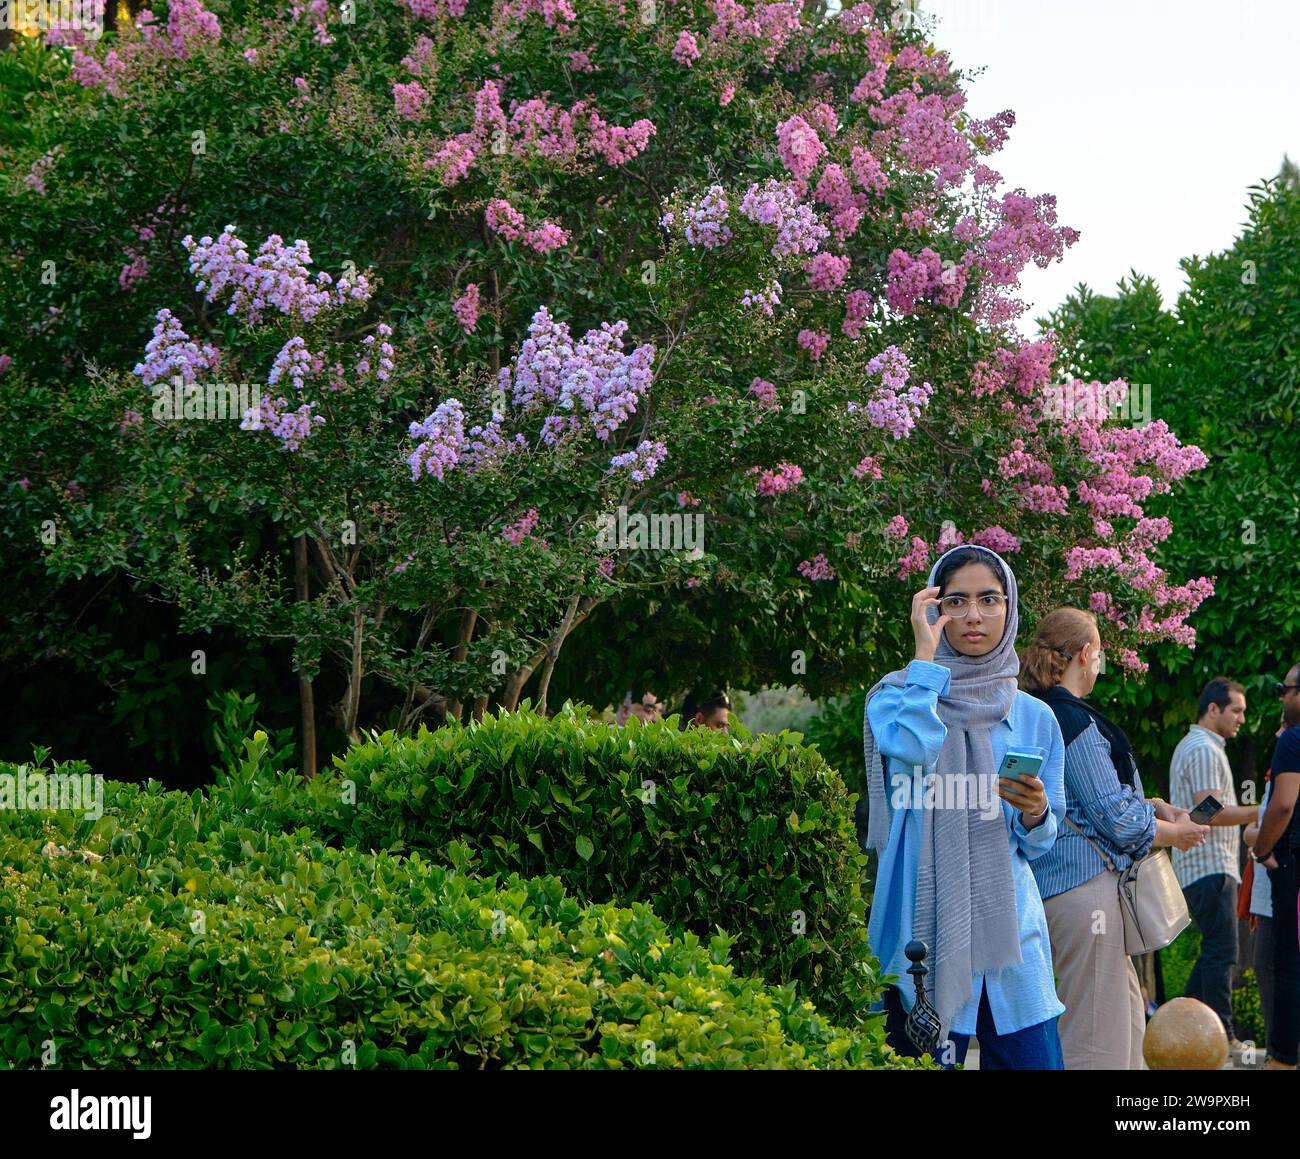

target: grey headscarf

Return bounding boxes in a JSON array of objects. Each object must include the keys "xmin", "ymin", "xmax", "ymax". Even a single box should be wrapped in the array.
[{"xmin": 863, "ymin": 545, "xmax": 1024, "ymax": 1038}]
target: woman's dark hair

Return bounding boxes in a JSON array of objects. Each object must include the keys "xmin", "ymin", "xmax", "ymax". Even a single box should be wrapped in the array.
[
  {"xmin": 678, "ymin": 689, "xmax": 731, "ymax": 728},
  {"xmin": 933, "ymin": 546, "xmax": 1007, "ymax": 596}
]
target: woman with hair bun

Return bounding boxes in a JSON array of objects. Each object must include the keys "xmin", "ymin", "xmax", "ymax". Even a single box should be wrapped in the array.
[{"xmin": 1021, "ymin": 607, "xmax": 1208, "ymax": 1069}]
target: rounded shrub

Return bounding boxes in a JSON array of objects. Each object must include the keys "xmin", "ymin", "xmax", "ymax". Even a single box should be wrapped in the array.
[{"xmin": 275, "ymin": 705, "xmax": 882, "ymax": 1025}]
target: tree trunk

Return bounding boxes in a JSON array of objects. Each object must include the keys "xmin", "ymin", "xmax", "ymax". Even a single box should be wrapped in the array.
[
  {"xmin": 342, "ymin": 605, "xmax": 364, "ymax": 742},
  {"xmin": 293, "ymin": 535, "xmax": 318, "ymax": 778},
  {"xmin": 443, "ymin": 606, "xmax": 478, "ymax": 724},
  {"xmin": 536, "ymin": 595, "xmax": 580, "ymax": 716}
]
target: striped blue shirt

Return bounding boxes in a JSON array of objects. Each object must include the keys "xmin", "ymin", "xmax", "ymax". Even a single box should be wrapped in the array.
[
  {"xmin": 866, "ymin": 659, "xmax": 1067, "ymax": 1037},
  {"xmin": 1031, "ymin": 720, "xmax": 1157, "ymax": 900}
]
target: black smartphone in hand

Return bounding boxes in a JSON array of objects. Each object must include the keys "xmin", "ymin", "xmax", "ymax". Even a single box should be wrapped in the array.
[{"xmin": 1188, "ymin": 795, "xmax": 1223, "ymax": 826}]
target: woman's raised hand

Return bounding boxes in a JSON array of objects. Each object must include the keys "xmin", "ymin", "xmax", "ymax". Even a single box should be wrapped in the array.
[{"xmin": 911, "ymin": 586, "xmax": 951, "ymax": 663}]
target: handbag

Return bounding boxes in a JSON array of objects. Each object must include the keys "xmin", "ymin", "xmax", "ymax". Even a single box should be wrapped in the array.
[{"xmin": 1063, "ymin": 815, "xmax": 1191, "ymax": 955}]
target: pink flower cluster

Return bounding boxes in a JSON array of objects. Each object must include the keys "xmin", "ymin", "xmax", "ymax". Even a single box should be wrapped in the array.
[
  {"xmin": 853, "ymin": 455, "xmax": 883, "ymax": 481},
  {"xmin": 70, "ymin": 47, "xmax": 128, "ymax": 96},
  {"xmin": 799, "ymin": 554, "xmax": 836, "ymax": 582},
  {"xmin": 706, "ymin": 0, "xmax": 802, "ymax": 65},
  {"xmin": 868, "ymin": 90, "xmax": 972, "ymax": 188},
  {"xmin": 748, "ymin": 377, "xmax": 778, "ymax": 408},
  {"xmin": 137, "ymin": 1, "xmax": 222, "ymax": 59},
  {"xmin": 972, "ymin": 338, "xmax": 1056, "ymax": 398},
  {"xmin": 183, "ymin": 227, "xmax": 373, "ymax": 324},
  {"xmin": 119, "ymin": 200, "xmax": 186, "ymax": 292},
  {"xmin": 969, "ymin": 525, "xmax": 1022, "ymax": 555},
  {"xmin": 424, "ymin": 80, "xmax": 655, "ymax": 186},
  {"xmin": 842, "ymin": 289, "xmax": 874, "ymax": 339},
  {"xmin": 23, "ymin": 148, "xmax": 63, "ymax": 196},
  {"xmin": 133, "ymin": 309, "xmax": 220, "ymax": 386},
  {"xmin": 805, "ymin": 252, "xmax": 850, "ymax": 292},
  {"xmin": 886, "ymin": 247, "xmax": 968, "ymax": 314},
  {"xmin": 485, "ymin": 199, "xmax": 571, "ymax": 253},
  {"xmin": 672, "ymin": 30, "xmax": 701, "ymax": 67},
  {"xmin": 454, "ymin": 284, "xmax": 481, "ymax": 333},
  {"xmin": 777, "ymin": 116, "xmax": 827, "ymax": 181},
  {"xmin": 393, "ymin": 81, "xmax": 430, "ymax": 121},
  {"xmin": 897, "ymin": 536, "xmax": 930, "ymax": 581},
  {"xmin": 398, "ymin": 0, "xmax": 468, "ymax": 19},
  {"xmin": 797, "ymin": 329, "xmax": 829, "ymax": 360},
  {"xmin": 754, "ymin": 463, "xmax": 804, "ymax": 497},
  {"xmin": 499, "ymin": 0, "xmax": 576, "ymax": 27},
  {"xmin": 502, "ymin": 508, "xmax": 541, "ymax": 545}
]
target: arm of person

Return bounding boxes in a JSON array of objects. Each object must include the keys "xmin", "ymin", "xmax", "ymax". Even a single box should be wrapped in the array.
[
  {"xmin": 1255, "ymin": 772, "xmax": 1299, "ymax": 860},
  {"xmin": 866, "ymin": 660, "xmax": 949, "ymax": 774},
  {"xmin": 1254, "ymin": 731, "xmax": 1300, "ymax": 860},
  {"xmin": 1007, "ymin": 714, "xmax": 1064, "ymax": 857},
  {"xmin": 1070, "ymin": 725, "xmax": 1157, "ymax": 858},
  {"xmin": 1188, "ymin": 789, "xmax": 1257, "ymax": 826}
]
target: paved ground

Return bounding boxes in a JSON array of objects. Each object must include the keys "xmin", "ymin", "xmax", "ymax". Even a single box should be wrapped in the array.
[{"xmin": 962, "ymin": 1042, "xmax": 1269, "ymax": 1070}]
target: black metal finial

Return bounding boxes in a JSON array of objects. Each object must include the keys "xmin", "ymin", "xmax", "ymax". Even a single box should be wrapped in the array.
[{"xmin": 903, "ymin": 939, "xmax": 941, "ymax": 1055}]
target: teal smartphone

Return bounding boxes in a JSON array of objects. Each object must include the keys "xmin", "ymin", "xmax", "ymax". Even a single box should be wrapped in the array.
[{"xmin": 997, "ymin": 750, "xmax": 1044, "ymax": 781}]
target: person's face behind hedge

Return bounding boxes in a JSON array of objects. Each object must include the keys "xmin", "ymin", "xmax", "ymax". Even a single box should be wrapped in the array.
[{"xmin": 694, "ymin": 707, "xmax": 730, "ymax": 732}]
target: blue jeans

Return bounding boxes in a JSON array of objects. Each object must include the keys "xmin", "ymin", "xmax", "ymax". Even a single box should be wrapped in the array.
[{"xmin": 884, "ymin": 982, "xmax": 1064, "ymax": 1070}]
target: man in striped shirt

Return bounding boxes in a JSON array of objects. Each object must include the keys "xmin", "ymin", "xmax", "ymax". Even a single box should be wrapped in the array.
[{"xmin": 1169, "ymin": 677, "xmax": 1258, "ymax": 1049}]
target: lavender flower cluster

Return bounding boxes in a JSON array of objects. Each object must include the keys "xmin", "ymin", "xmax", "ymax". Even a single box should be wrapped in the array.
[
  {"xmin": 183, "ymin": 227, "xmax": 373, "ymax": 325},
  {"xmin": 133, "ymin": 309, "xmax": 220, "ymax": 386},
  {"xmin": 499, "ymin": 307, "xmax": 655, "ymax": 444},
  {"xmin": 848, "ymin": 345, "xmax": 933, "ymax": 439}
]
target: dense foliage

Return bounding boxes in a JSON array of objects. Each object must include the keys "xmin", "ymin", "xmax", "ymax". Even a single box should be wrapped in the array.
[
  {"xmin": 2, "ymin": 0, "xmax": 1210, "ymax": 777},
  {"xmin": 0, "ymin": 719, "xmax": 917, "ymax": 1068},
  {"xmin": 1044, "ymin": 168, "xmax": 1300, "ymax": 782}
]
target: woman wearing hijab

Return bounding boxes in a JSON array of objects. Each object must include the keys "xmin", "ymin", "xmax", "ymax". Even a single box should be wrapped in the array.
[
  {"xmin": 864, "ymin": 545, "xmax": 1068, "ymax": 1069},
  {"xmin": 1020, "ymin": 607, "xmax": 1208, "ymax": 1069}
]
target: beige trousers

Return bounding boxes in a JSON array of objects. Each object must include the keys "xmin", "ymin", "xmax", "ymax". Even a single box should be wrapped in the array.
[{"xmin": 1043, "ymin": 869, "xmax": 1146, "ymax": 1070}]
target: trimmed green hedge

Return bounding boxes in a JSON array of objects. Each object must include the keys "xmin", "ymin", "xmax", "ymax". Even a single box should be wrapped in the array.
[
  {"xmin": 258, "ymin": 706, "xmax": 880, "ymax": 1025},
  {"xmin": 0, "ymin": 769, "xmax": 912, "ymax": 1069}
]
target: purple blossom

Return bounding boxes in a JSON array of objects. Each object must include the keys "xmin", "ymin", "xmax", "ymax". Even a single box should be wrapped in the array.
[
  {"xmin": 682, "ymin": 185, "xmax": 733, "ymax": 249},
  {"xmin": 133, "ymin": 308, "xmax": 220, "ymax": 386},
  {"xmin": 408, "ymin": 398, "xmax": 466, "ymax": 480},
  {"xmin": 501, "ymin": 307, "xmax": 654, "ymax": 442},
  {"xmin": 739, "ymin": 178, "xmax": 828, "ymax": 258},
  {"xmin": 183, "ymin": 226, "xmax": 372, "ymax": 325},
  {"xmin": 608, "ymin": 440, "xmax": 667, "ymax": 483}
]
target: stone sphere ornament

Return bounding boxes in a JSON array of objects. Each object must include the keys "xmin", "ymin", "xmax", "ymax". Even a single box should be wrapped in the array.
[{"xmin": 1143, "ymin": 997, "xmax": 1229, "ymax": 1070}]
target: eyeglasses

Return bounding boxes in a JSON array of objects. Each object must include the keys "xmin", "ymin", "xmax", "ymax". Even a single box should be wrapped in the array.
[
  {"xmin": 939, "ymin": 593, "xmax": 1008, "ymax": 618},
  {"xmin": 1278, "ymin": 683, "xmax": 1300, "ymax": 696}
]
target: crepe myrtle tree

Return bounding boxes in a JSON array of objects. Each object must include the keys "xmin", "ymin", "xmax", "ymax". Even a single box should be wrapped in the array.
[{"xmin": 15, "ymin": 0, "xmax": 1211, "ymax": 758}]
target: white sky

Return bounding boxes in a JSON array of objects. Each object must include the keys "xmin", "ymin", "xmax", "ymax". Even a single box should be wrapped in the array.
[{"xmin": 900, "ymin": 0, "xmax": 1300, "ymax": 333}]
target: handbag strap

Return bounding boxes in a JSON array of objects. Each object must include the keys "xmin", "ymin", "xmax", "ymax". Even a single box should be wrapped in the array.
[{"xmin": 1062, "ymin": 813, "xmax": 1121, "ymax": 875}]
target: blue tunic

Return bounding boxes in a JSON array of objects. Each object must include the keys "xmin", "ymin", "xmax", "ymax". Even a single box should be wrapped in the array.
[{"xmin": 866, "ymin": 659, "xmax": 1067, "ymax": 1036}]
